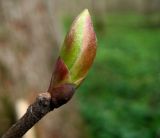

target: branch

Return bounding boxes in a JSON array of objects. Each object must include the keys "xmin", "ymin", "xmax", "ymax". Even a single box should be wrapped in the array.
[
  {"xmin": 2, "ymin": 84, "xmax": 75, "ymax": 138},
  {"xmin": 2, "ymin": 93, "xmax": 52, "ymax": 138}
]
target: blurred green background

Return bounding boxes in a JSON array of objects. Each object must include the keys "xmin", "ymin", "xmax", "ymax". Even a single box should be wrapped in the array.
[
  {"xmin": 0, "ymin": 0, "xmax": 160, "ymax": 138},
  {"xmin": 63, "ymin": 5, "xmax": 160, "ymax": 138},
  {"xmin": 77, "ymin": 11, "xmax": 160, "ymax": 138}
]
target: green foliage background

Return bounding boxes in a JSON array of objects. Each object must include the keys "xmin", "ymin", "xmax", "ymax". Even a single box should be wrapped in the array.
[{"xmin": 64, "ymin": 13, "xmax": 160, "ymax": 138}]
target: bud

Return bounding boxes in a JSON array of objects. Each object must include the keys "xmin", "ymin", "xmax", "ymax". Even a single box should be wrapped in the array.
[{"xmin": 48, "ymin": 9, "xmax": 97, "ymax": 92}]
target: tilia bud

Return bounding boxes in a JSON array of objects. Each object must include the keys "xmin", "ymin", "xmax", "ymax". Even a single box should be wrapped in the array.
[{"xmin": 48, "ymin": 9, "xmax": 97, "ymax": 93}]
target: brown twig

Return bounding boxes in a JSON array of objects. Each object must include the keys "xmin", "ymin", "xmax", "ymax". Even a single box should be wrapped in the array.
[
  {"xmin": 2, "ymin": 92, "xmax": 53, "ymax": 138},
  {"xmin": 2, "ymin": 84, "xmax": 75, "ymax": 138}
]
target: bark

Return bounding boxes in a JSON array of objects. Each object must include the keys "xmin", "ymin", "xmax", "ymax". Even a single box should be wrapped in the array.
[
  {"xmin": 2, "ymin": 83, "xmax": 76, "ymax": 138},
  {"xmin": 2, "ymin": 93, "xmax": 53, "ymax": 138}
]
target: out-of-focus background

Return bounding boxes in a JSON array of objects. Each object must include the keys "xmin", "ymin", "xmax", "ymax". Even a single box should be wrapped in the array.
[{"xmin": 0, "ymin": 0, "xmax": 160, "ymax": 138}]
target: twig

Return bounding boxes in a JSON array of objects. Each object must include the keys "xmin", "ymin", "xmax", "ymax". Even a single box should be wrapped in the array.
[
  {"xmin": 2, "ymin": 84, "xmax": 75, "ymax": 138},
  {"xmin": 2, "ymin": 93, "xmax": 52, "ymax": 138}
]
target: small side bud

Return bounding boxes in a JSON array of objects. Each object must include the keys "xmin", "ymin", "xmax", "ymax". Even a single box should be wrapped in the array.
[{"xmin": 50, "ymin": 84, "xmax": 76, "ymax": 108}]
